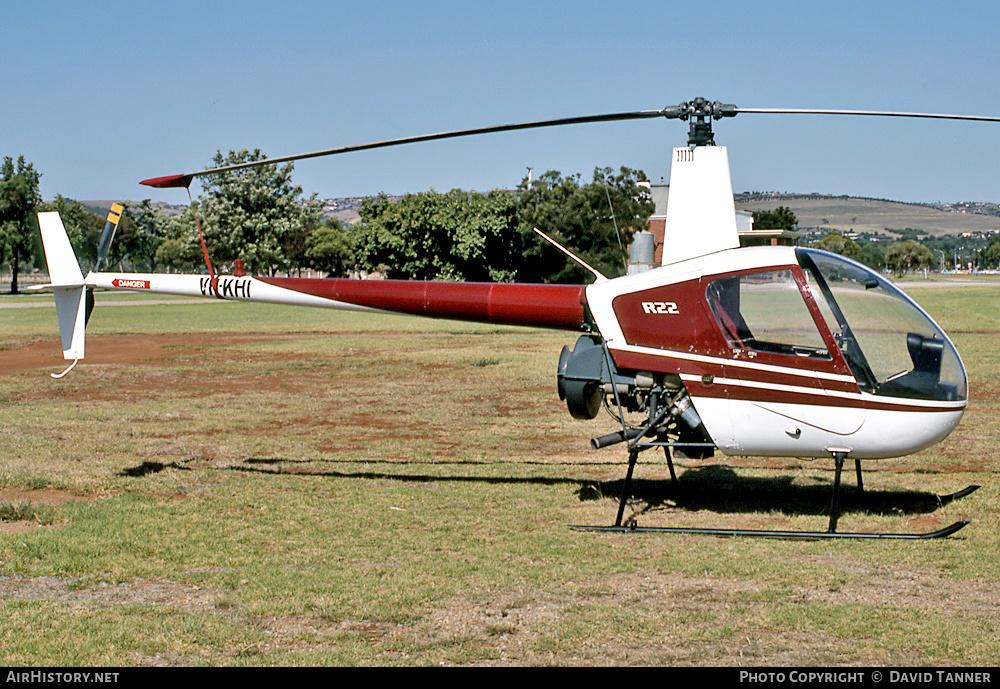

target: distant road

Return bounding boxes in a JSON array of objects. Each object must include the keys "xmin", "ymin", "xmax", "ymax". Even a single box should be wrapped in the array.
[{"xmin": 898, "ymin": 280, "xmax": 1000, "ymax": 288}]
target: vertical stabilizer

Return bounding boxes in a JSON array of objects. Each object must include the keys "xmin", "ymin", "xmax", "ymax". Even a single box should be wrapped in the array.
[
  {"xmin": 52, "ymin": 286, "xmax": 88, "ymax": 360},
  {"xmin": 38, "ymin": 212, "xmax": 84, "ymax": 286},
  {"xmin": 661, "ymin": 146, "xmax": 740, "ymax": 265},
  {"xmin": 38, "ymin": 211, "xmax": 87, "ymax": 360}
]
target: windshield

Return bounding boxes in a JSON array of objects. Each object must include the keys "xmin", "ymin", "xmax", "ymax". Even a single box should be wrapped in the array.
[{"xmin": 796, "ymin": 248, "xmax": 967, "ymax": 402}]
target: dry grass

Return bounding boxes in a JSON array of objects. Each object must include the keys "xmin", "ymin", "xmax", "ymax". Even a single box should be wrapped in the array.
[{"xmin": 0, "ymin": 292, "xmax": 997, "ymax": 666}]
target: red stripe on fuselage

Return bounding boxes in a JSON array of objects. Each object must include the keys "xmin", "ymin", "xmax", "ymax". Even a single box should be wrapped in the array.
[
  {"xmin": 611, "ymin": 347, "xmax": 962, "ymax": 413},
  {"xmin": 257, "ymin": 277, "xmax": 588, "ymax": 331}
]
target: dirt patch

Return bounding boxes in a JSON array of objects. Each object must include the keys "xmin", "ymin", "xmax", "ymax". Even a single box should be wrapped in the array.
[
  {"xmin": 0, "ymin": 487, "xmax": 92, "ymax": 506},
  {"xmin": 3, "ymin": 332, "xmax": 343, "ymax": 404},
  {"xmin": 0, "ymin": 575, "xmax": 221, "ymax": 613},
  {"xmin": 381, "ymin": 564, "xmax": 1000, "ymax": 665},
  {"xmin": 791, "ymin": 554, "xmax": 1000, "ymax": 615},
  {"xmin": 0, "ymin": 521, "xmax": 54, "ymax": 535},
  {"xmin": 0, "ymin": 488, "xmax": 101, "ymax": 534},
  {"xmin": 0, "ymin": 332, "xmax": 340, "ymax": 375},
  {"xmin": 0, "ymin": 335, "xmax": 184, "ymax": 374}
]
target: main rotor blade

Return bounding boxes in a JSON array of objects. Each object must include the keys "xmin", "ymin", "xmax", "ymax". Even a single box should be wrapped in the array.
[
  {"xmin": 140, "ymin": 109, "xmax": 670, "ymax": 188},
  {"xmin": 736, "ymin": 107, "xmax": 1000, "ymax": 123},
  {"xmin": 140, "ymin": 101, "xmax": 1000, "ymax": 189}
]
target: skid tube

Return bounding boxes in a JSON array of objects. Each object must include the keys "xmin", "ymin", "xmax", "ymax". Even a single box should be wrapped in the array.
[
  {"xmin": 572, "ymin": 521, "xmax": 972, "ymax": 540},
  {"xmin": 575, "ymin": 444, "xmax": 977, "ymax": 541}
]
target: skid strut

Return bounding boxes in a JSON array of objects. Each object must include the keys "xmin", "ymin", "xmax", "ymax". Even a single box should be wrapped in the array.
[{"xmin": 584, "ymin": 444, "xmax": 977, "ymax": 540}]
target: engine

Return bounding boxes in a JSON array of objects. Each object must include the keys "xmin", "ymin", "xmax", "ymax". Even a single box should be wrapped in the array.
[{"xmin": 556, "ymin": 334, "xmax": 714, "ymax": 457}]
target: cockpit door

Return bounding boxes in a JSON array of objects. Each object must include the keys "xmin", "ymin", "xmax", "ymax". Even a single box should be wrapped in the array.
[{"xmin": 704, "ymin": 266, "xmax": 865, "ymax": 455}]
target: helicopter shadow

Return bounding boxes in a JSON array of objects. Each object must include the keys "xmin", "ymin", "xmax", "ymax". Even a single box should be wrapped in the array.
[
  {"xmin": 117, "ymin": 458, "xmax": 973, "ymax": 522},
  {"xmin": 118, "ymin": 456, "xmax": 602, "ymax": 489},
  {"xmin": 582, "ymin": 464, "xmax": 968, "ymax": 519}
]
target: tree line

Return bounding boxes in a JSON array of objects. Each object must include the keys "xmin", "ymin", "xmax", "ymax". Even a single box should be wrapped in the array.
[
  {"xmin": 1, "ymin": 150, "xmax": 653, "ymax": 292},
  {"xmin": 6, "ymin": 151, "xmax": 996, "ymax": 295}
]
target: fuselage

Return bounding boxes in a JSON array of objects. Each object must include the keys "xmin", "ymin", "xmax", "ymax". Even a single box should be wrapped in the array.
[
  {"xmin": 86, "ymin": 244, "xmax": 967, "ymax": 460},
  {"xmin": 586, "ymin": 245, "xmax": 967, "ymax": 459},
  {"xmin": 45, "ymin": 197, "xmax": 966, "ymax": 463}
]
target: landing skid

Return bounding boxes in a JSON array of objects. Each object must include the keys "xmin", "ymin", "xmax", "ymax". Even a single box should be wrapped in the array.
[
  {"xmin": 939, "ymin": 484, "xmax": 981, "ymax": 504},
  {"xmin": 573, "ymin": 520, "xmax": 971, "ymax": 540},
  {"xmin": 578, "ymin": 445, "xmax": 978, "ymax": 541}
]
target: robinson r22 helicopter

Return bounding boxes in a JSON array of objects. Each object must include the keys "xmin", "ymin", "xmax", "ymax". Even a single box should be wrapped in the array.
[{"xmin": 38, "ymin": 98, "xmax": 997, "ymax": 539}]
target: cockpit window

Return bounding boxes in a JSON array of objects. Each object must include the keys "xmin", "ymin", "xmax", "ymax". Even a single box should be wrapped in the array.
[
  {"xmin": 706, "ymin": 269, "xmax": 830, "ymax": 359},
  {"xmin": 796, "ymin": 248, "xmax": 967, "ymax": 402}
]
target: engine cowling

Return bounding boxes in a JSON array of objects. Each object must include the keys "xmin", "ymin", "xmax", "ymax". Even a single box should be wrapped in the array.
[{"xmin": 556, "ymin": 334, "xmax": 608, "ymax": 419}]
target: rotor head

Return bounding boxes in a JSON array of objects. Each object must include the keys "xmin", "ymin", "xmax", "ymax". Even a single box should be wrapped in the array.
[{"xmin": 661, "ymin": 98, "xmax": 739, "ymax": 146}]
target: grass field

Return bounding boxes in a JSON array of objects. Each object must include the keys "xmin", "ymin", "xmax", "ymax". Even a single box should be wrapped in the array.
[{"xmin": 0, "ymin": 285, "xmax": 998, "ymax": 666}]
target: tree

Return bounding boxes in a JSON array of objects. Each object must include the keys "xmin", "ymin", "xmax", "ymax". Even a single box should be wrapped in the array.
[
  {"xmin": 350, "ymin": 165, "xmax": 653, "ymax": 283},
  {"xmin": 113, "ymin": 200, "xmax": 170, "ymax": 272},
  {"xmin": 196, "ymin": 149, "xmax": 322, "ymax": 275},
  {"xmin": 516, "ymin": 166, "xmax": 654, "ymax": 283},
  {"xmin": 304, "ymin": 218, "xmax": 354, "ymax": 277},
  {"xmin": 856, "ymin": 242, "xmax": 887, "ymax": 272},
  {"xmin": 153, "ymin": 207, "xmax": 203, "ymax": 272},
  {"xmin": 979, "ymin": 235, "xmax": 1000, "ymax": 271},
  {"xmin": 35, "ymin": 197, "xmax": 169, "ymax": 273},
  {"xmin": 814, "ymin": 230, "xmax": 860, "ymax": 259},
  {"xmin": 885, "ymin": 239, "xmax": 933, "ymax": 276},
  {"xmin": 752, "ymin": 206, "xmax": 797, "ymax": 231},
  {"xmin": 0, "ymin": 156, "xmax": 42, "ymax": 293},
  {"xmin": 353, "ymin": 189, "xmax": 520, "ymax": 281}
]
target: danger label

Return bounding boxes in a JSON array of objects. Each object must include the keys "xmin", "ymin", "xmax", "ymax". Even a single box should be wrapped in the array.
[{"xmin": 112, "ymin": 279, "xmax": 151, "ymax": 289}]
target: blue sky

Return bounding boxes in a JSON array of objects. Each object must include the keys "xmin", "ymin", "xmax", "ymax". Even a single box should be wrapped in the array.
[{"xmin": 3, "ymin": 0, "xmax": 999, "ymax": 205}]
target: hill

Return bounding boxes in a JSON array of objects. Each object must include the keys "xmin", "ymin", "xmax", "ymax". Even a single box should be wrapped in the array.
[{"xmin": 736, "ymin": 194, "xmax": 1000, "ymax": 237}]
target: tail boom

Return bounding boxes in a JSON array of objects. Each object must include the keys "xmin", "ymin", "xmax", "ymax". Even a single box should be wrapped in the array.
[
  {"xmin": 39, "ymin": 208, "xmax": 590, "ymax": 370},
  {"xmin": 258, "ymin": 277, "xmax": 588, "ymax": 330},
  {"xmin": 88, "ymin": 272, "xmax": 589, "ymax": 331}
]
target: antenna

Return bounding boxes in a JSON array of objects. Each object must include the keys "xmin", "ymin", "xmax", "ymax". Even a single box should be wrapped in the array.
[
  {"xmin": 532, "ymin": 228, "xmax": 608, "ymax": 283},
  {"xmin": 602, "ymin": 183, "xmax": 627, "ymax": 274}
]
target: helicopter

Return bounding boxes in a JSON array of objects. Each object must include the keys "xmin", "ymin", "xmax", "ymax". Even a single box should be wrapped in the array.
[{"xmin": 37, "ymin": 98, "xmax": 997, "ymax": 539}]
